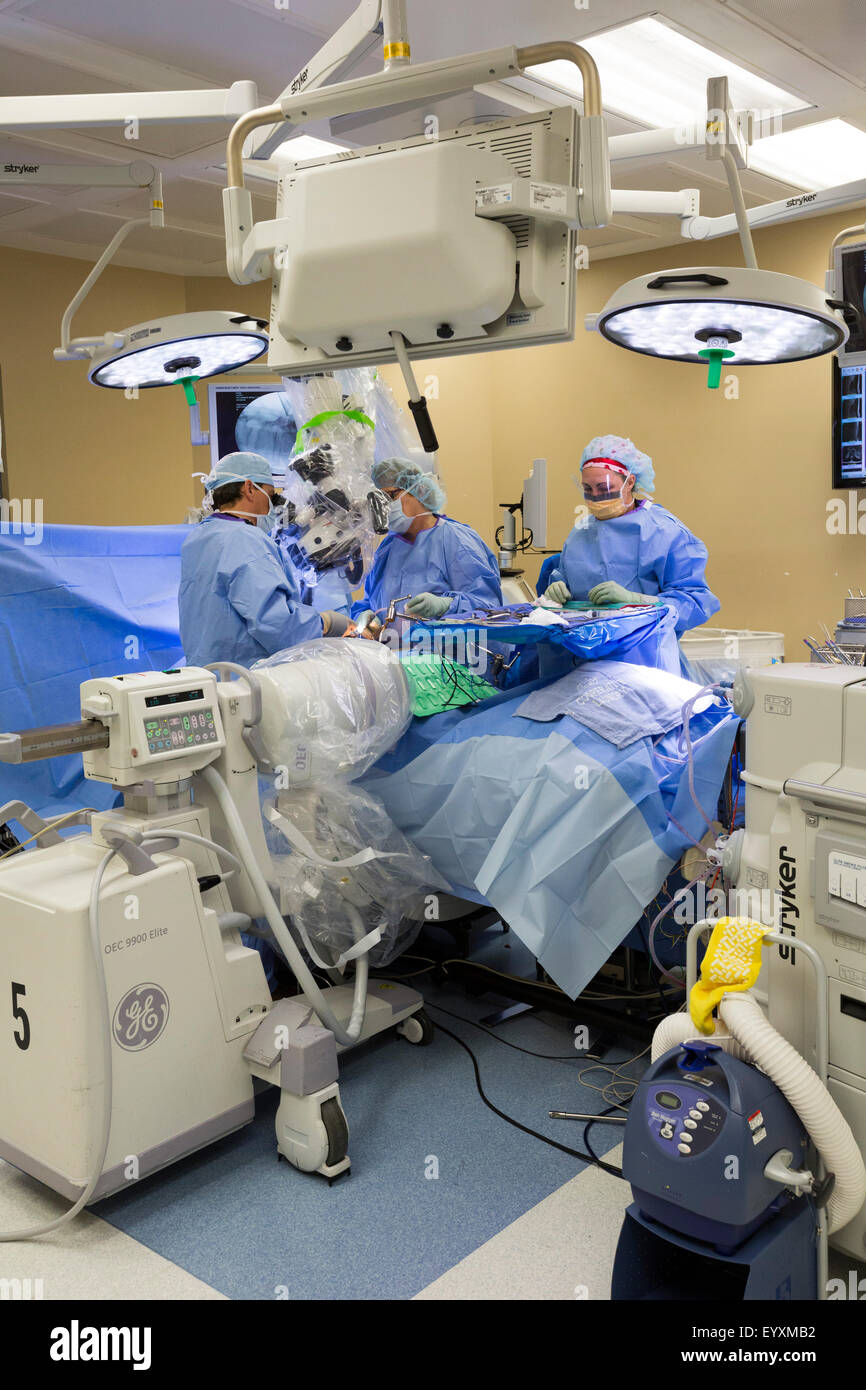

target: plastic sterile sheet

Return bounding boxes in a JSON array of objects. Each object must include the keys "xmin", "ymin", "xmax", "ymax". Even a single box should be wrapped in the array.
[
  {"xmin": 261, "ymin": 782, "xmax": 449, "ymax": 969},
  {"xmin": 362, "ymin": 667, "xmax": 739, "ymax": 999},
  {"xmin": 251, "ymin": 639, "xmax": 412, "ymax": 783},
  {"xmin": 407, "ymin": 601, "xmax": 683, "ymax": 674},
  {"xmin": 0, "ymin": 525, "xmax": 186, "ymax": 817},
  {"xmin": 515, "ymin": 660, "xmax": 715, "ymax": 749}
]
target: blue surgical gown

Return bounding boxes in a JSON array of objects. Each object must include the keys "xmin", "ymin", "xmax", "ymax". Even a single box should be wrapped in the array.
[
  {"xmin": 304, "ymin": 567, "xmax": 354, "ymax": 616},
  {"xmin": 351, "ymin": 516, "xmax": 502, "ymax": 619},
  {"xmin": 548, "ymin": 501, "xmax": 719, "ymax": 637},
  {"xmin": 179, "ymin": 514, "xmax": 323, "ymax": 668}
]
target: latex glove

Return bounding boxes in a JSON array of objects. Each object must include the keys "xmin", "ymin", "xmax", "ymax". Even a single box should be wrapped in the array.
[
  {"xmin": 588, "ymin": 581, "xmax": 658, "ymax": 607},
  {"xmin": 354, "ymin": 609, "xmax": 378, "ymax": 634},
  {"xmin": 405, "ymin": 592, "xmax": 452, "ymax": 619},
  {"xmin": 544, "ymin": 580, "xmax": 571, "ymax": 605},
  {"xmin": 322, "ymin": 610, "xmax": 356, "ymax": 636}
]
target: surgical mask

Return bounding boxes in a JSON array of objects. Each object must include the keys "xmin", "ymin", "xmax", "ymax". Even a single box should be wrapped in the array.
[
  {"xmin": 387, "ymin": 499, "xmax": 414, "ymax": 534},
  {"xmin": 585, "ymin": 493, "xmax": 630, "ymax": 520},
  {"xmin": 231, "ymin": 483, "xmax": 285, "ymax": 532},
  {"xmin": 581, "ymin": 470, "xmax": 634, "ymax": 520}
]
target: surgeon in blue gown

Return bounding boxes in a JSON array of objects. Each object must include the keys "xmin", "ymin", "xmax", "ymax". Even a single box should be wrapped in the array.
[
  {"xmin": 180, "ymin": 452, "xmax": 356, "ymax": 992},
  {"xmin": 351, "ymin": 458, "xmax": 503, "ymax": 628},
  {"xmin": 179, "ymin": 451, "xmax": 354, "ymax": 668},
  {"xmin": 545, "ymin": 436, "xmax": 719, "ymax": 662}
]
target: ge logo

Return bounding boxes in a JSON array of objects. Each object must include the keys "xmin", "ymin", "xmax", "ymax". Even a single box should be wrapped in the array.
[{"xmin": 112, "ymin": 984, "xmax": 170, "ymax": 1052}]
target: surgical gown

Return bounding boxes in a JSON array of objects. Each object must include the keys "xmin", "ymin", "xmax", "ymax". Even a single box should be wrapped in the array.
[
  {"xmin": 351, "ymin": 515, "xmax": 502, "ymax": 619},
  {"xmin": 179, "ymin": 513, "xmax": 323, "ymax": 668},
  {"xmin": 548, "ymin": 501, "xmax": 719, "ymax": 637}
]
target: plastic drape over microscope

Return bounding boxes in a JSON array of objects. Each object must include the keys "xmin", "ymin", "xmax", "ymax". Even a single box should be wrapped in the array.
[
  {"xmin": 252, "ymin": 640, "xmax": 447, "ymax": 968},
  {"xmin": 274, "ymin": 367, "xmax": 434, "ymax": 593}
]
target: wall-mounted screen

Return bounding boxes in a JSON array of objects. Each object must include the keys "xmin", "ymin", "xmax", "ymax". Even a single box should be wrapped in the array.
[
  {"xmin": 207, "ymin": 382, "xmax": 295, "ymax": 474},
  {"xmin": 833, "ymin": 358, "xmax": 866, "ymax": 487}
]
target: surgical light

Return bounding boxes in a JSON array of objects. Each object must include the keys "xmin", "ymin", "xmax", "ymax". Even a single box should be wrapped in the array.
[
  {"xmin": 590, "ymin": 267, "xmax": 848, "ymax": 381},
  {"xmin": 88, "ymin": 310, "xmax": 268, "ymax": 390}
]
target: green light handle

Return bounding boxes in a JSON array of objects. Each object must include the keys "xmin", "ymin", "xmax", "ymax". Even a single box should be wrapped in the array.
[
  {"xmin": 179, "ymin": 375, "xmax": 200, "ymax": 407},
  {"xmin": 697, "ymin": 347, "xmax": 735, "ymax": 391}
]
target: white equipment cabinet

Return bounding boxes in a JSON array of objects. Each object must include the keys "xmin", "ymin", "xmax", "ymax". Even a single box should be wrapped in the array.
[{"xmin": 730, "ymin": 663, "xmax": 866, "ymax": 1259}]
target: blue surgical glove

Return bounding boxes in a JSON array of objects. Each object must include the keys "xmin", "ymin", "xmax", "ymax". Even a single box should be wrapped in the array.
[
  {"xmin": 405, "ymin": 592, "xmax": 452, "ymax": 619},
  {"xmin": 545, "ymin": 580, "xmax": 571, "ymax": 605},
  {"xmin": 588, "ymin": 581, "xmax": 659, "ymax": 607},
  {"xmin": 354, "ymin": 609, "xmax": 377, "ymax": 632}
]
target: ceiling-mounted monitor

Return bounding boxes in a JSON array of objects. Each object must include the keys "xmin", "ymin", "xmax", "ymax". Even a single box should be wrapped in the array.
[{"xmin": 267, "ymin": 107, "xmax": 580, "ymax": 375}]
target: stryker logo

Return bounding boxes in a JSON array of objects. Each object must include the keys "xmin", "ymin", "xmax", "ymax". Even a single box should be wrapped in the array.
[
  {"xmin": 785, "ymin": 193, "xmax": 817, "ymax": 208},
  {"xmin": 50, "ymin": 1320, "xmax": 151, "ymax": 1370},
  {"xmin": 777, "ymin": 846, "xmax": 799, "ymax": 962},
  {"xmin": 291, "ymin": 67, "xmax": 309, "ymax": 94},
  {"xmin": 4, "ymin": 162, "xmax": 39, "ymax": 174}
]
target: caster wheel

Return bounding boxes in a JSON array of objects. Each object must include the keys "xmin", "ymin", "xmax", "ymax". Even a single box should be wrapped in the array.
[{"xmin": 397, "ymin": 1009, "xmax": 434, "ymax": 1046}]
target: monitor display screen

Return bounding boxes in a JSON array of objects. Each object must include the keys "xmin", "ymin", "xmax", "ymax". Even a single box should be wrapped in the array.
[
  {"xmin": 207, "ymin": 383, "xmax": 296, "ymax": 474},
  {"xmin": 838, "ymin": 242, "xmax": 866, "ymax": 361},
  {"xmin": 833, "ymin": 359, "xmax": 866, "ymax": 487}
]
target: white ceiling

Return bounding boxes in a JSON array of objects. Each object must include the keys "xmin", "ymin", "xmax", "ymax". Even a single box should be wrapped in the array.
[{"xmin": 0, "ymin": 0, "xmax": 863, "ymax": 275}]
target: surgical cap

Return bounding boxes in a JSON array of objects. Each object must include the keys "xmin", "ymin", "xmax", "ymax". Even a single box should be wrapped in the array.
[
  {"xmin": 371, "ymin": 457, "xmax": 447, "ymax": 512},
  {"xmin": 203, "ymin": 452, "xmax": 277, "ymax": 492},
  {"xmin": 580, "ymin": 435, "xmax": 655, "ymax": 496}
]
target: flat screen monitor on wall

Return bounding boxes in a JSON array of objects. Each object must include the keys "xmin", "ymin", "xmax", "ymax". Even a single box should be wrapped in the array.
[
  {"xmin": 207, "ymin": 383, "xmax": 296, "ymax": 474},
  {"xmin": 833, "ymin": 358, "xmax": 866, "ymax": 488}
]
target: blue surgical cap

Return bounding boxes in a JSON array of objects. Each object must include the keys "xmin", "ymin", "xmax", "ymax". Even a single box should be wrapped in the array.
[
  {"xmin": 204, "ymin": 451, "xmax": 277, "ymax": 492},
  {"xmin": 372, "ymin": 457, "xmax": 446, "ymax": 512},
  {"xmin": 580, "ymin": 435, "xmax": 655, "ymax": 496}
]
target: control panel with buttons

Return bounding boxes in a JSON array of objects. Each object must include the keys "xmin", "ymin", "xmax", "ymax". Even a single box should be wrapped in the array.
[
  {"xmin": 144, "ymin": 707, "xmax": 218, "ymax": 755},
  {"xmin": 828, "ymin": 849, "xmax": 866, "ymax": 907},
  {"xmin": 80, "ymin": 668, "xmax": 226, "ymax": 787},
  {"xmin": 646, "ymin": 1083, "xmax": 725, "ymax": 1158}
]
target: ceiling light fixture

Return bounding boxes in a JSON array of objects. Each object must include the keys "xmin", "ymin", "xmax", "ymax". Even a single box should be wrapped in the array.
[
  {"xmin": 750, "ymin": 119, "xmax": 866, "ymax": 191},
  {"xmin": 526, "ymin": 16, "xmax": 808, "ymax": 128}
]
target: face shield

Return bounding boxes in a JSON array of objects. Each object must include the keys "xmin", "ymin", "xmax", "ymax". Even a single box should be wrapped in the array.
[{"xmin": 579, "ymin": 461, "xmax": 635, "ymax": 520}]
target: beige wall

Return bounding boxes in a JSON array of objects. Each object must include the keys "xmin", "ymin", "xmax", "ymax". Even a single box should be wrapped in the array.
[
  {"xmin": 1, "ymin": 245, "xmax": 193, "ymax": 524},
  {"xmin": 5, "ymin": 209, "xmax": 864, "ymax": 657}
]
